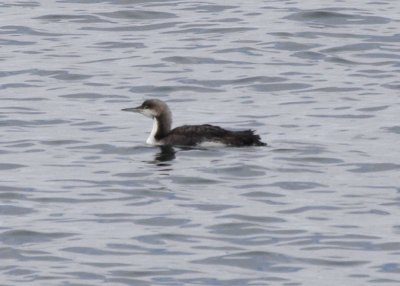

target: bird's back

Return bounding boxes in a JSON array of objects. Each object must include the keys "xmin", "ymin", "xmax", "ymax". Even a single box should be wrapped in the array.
[{"xmin": 161, "ymin": 124, "xmax": 266, "ymax": 147}]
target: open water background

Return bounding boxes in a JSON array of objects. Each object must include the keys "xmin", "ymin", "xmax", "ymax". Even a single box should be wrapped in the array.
[{"xmin": 1, "ymin": 1, "xmax": 400, "ymax": 285}]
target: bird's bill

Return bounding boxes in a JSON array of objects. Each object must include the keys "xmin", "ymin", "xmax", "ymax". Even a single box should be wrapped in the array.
[{"xmin": 121, "ymin": 106, "xmax": 142, "ymax": 113}]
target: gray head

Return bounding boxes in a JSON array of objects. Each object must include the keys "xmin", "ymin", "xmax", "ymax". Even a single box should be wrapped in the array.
[{"xmin": 122, "ymin": 99, "xmax": 171, "ymax": 119}]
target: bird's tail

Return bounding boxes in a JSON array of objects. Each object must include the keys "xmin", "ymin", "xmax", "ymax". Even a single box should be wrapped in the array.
[{"xmin": 225, "ymin": 130, "xmax": 267, "ymax": 147}]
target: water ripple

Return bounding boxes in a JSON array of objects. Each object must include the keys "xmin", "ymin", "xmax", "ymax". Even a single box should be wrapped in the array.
[
  {"xmin": 287, "ymin": 10, "xmax": 391, "ymax": 25},
  {"xmin": 1, "ymin": 1, "xmax": 399, "ymax": 285}
]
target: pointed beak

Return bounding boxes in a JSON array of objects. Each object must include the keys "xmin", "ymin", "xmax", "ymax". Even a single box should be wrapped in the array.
[{"xmin": 121, "ymin": 106, "xmax": 142, "ymax": 113}]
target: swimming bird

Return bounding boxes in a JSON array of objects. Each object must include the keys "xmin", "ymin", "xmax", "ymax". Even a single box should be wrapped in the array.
[{"xmin": 122, "ymin": 99, "xmax": 266, "ymax": 147}]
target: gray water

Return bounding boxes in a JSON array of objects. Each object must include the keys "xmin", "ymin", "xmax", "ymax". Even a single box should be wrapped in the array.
[{"xmin": 1, "ymin": 1, "xmax": 400, "ymax": 285}]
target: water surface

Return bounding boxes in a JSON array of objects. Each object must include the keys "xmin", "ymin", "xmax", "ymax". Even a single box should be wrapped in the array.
[{"xmin": 1, "ymin": 1, "xmax": 400, "ymax": 285}]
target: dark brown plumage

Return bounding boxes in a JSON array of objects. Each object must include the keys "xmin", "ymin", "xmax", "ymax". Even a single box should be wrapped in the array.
[{"xmin": 164, "ymin": 124, "xmax": 266, "ymax": 147}]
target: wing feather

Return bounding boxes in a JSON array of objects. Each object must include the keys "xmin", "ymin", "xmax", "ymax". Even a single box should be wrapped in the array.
[{"xmin": 162, "ymin": 124, "xmax": 266, "ymax": 146}]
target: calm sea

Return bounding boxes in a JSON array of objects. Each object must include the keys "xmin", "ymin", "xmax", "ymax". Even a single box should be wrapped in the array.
[{"xmin": 1, "ymin": 1, "xmax": 399, "ymax": 285}]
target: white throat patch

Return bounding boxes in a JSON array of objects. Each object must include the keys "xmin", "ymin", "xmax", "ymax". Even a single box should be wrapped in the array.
[{"xmin": 146, "ymin": 118, "xmax": 160, "ymax": 145}]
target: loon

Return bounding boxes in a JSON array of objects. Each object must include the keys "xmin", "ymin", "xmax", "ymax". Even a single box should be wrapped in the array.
[{"xmin": 122, "ymin": 99, "xmax": 266, "ymax": 147}]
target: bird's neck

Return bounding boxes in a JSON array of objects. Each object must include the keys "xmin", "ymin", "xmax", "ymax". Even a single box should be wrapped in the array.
[{"xmin": 146, "ymin": 111, "xmax": 172, "ymax": 144}]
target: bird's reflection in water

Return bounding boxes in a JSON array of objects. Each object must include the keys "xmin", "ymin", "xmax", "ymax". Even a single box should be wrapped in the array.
[
  {"xmin": 154, "ymin": 145, "xmax": 176, "ymax": 164},
  {"xmin": 152, "ymin": 145, "xmax": 205, "ymax": 166}
]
